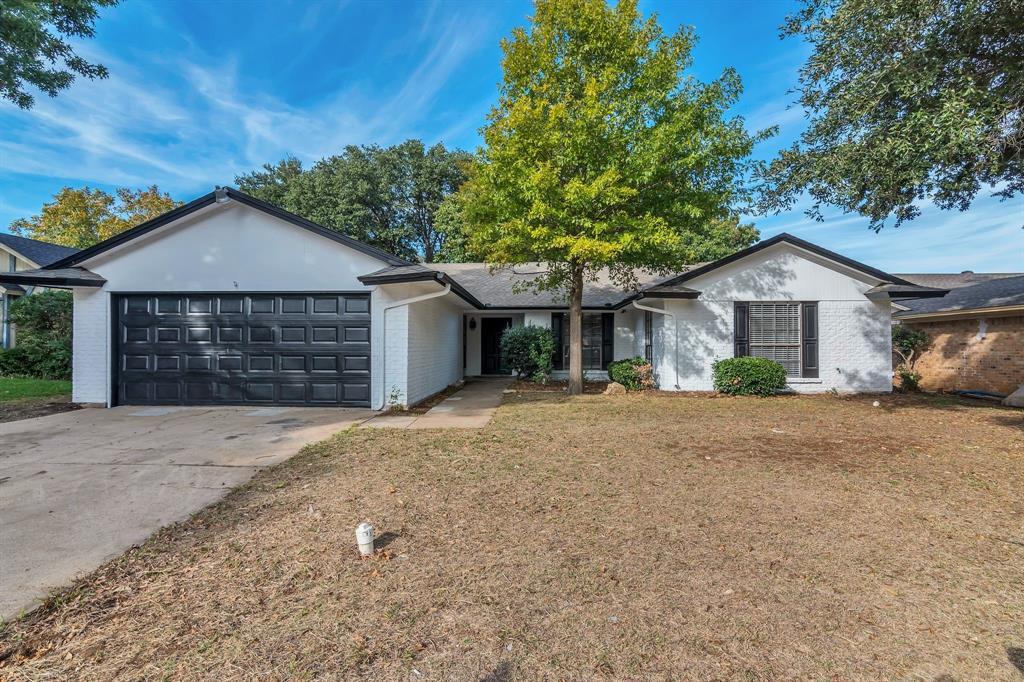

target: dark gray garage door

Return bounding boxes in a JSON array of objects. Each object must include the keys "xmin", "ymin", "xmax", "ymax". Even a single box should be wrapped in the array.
[{"xmin": 114, "ymin": 293, "xmax": 371, "ymax": 406}]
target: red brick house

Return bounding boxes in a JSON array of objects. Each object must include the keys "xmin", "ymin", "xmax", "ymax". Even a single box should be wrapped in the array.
[{"xmin": 895, "ymin": 272, "xmax": 1024, "ymax": 395}]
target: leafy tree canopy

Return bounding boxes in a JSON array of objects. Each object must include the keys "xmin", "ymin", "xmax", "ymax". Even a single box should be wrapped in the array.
[
  {"xmin": 235, "ymin": 155, "xmax": 304, "ymax": 209},
  {"xmin": 0, "ymin": 0, "xmax": 118, "ymax": 109},
  {"xmin": 10, "ymin": 185, "xmax": 181, "ymax": 249},
  {"xmin": 235, "ymin": 140, "xmax": 471, "ymax": 262},
  {"xmin": 758, "ymin": 0, "xmax": 1024, "ymax": 229},
  {"xmin": 458, "ymin": 0, "xmax": 763, "ymax": 393}
]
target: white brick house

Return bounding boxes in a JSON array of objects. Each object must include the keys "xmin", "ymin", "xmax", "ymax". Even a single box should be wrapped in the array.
[{"xmin": 0, "ymin": 188, "xmax": 946, "ymax": 409}]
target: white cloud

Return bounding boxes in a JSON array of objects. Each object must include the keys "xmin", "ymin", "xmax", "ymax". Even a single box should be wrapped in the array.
[
  {"xmin": 756, "ymin": 192, "xmax": 1024, "ymax": 272},
  {"xmin": 0, "ymin": 4, "xmax": 490, "ymax": 199}
]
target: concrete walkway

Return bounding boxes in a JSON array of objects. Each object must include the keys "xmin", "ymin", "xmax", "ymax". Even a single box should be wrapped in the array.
[{"xmin": 361, "ymin": 377, "xmax": 512, "ymax": 429}]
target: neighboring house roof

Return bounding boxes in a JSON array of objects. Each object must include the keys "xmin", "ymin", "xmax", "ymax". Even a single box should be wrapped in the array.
[
  {"xmin": 895, "ymin": 274, "xmax": 1024, "ymax": 319},
  {"xmin": 47, "ymin": 187, "xmax": 411, "ymax": 270},
  {"xmin": 0, "ymin": 233, "xmax": 79, "ymax": 267},
  {"xmin": 895, "ymin": 272, "xmax": 1024, "ymax": 290}
]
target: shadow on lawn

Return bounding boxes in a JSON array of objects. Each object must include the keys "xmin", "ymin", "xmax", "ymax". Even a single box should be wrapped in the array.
[
  {"xmin": 1007, "ymin": 646, "xmax": 1024, "ymax": 676},
  {"xmin": 479, "ymin": 661, "xmax": 513, "ymax": 682}
]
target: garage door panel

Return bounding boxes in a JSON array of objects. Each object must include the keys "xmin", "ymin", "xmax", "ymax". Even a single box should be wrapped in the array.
[{"xmin": 115, "ymin": 293, "xmax": 371, "ymax": 406}]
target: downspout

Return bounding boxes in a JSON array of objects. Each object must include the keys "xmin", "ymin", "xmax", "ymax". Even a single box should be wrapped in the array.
[
  {"xmin": 632, "ymin": 299, "xmax": 679, "ymax": 389},
  {"xmin": 378, "ymin": 281, "xmax": 452, "ymax": 410},
  {"xmin": 1, "ymin": 293, "xmax": 8, "ymax": 349}
]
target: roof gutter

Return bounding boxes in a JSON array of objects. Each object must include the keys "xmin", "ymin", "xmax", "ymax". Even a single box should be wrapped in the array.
[
  {"xmin": 359, "ymin": 270, "xmax": 485, "ymax": 309},
  {"xmin": 896, "ymin": 304, "xmax": 1024, "ymax": 322}
]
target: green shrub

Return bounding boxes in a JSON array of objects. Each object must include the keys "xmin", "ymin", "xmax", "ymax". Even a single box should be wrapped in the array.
[
  {"xmin": 712, "ymin": 356, "xmax": 787, "ymax": 396},
  {"xmin": 0, "ymin": 335, "xmax": 72, "ymax": 380},
  {"xmin": 9, "ymin": 290, "xmax": 72, "ymax": 337},
  {"xmin": 607, "ymin": 356, "xmax": 655, "ymax": 391},
  {"xmin": 896, "ymin": 366, "xmax": 922, "ymax": 392},
  {"xmin": 1, "ymin": 290, "xmax": 74, "ymax": 380},
  {"xmin": 500, "ymin": 325, "xmax": 556, "ymax": 382}
]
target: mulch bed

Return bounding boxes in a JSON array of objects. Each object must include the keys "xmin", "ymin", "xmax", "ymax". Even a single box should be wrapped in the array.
[
  {"xmin": 511, "ymin": 378, "xmax": 609, "ymax": 393},
  {"xmin": 0, "ymin": 396, "xmax": 80, "ymax": 424}
]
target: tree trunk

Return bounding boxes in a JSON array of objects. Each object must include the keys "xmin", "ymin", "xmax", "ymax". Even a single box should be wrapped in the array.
[{"xmin": 567, "ymin": 264, "xmax": 584, "ymax": 395}]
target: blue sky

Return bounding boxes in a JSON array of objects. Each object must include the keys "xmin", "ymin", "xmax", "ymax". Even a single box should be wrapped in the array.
[{"xmin": 1, "ymin": 0, "xmax": 1021, "ymax": 272}]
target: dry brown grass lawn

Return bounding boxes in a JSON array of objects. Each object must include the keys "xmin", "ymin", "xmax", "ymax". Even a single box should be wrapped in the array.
[{"xmin": 1, "ymin": 392, "xmax": 1023, "ymax": 680}]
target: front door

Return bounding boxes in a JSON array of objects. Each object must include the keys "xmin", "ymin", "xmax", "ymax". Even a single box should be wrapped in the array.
[{"xmin": 481, "ymin": 317, "xmax": 512, "ymax": 374}]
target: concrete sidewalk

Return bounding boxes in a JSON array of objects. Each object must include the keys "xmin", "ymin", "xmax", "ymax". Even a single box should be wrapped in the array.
[{"xmin": 361, "ymin": 377, "xmax": 512, "ymax": 429}]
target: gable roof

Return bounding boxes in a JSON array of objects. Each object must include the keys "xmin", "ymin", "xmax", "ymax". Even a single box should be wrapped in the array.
[
  {"xmin": 650, "ymin": 232, "xmax": 919, "ymax": 289},
  {"xmin": 895, "ymin": 274, "xmax": 1024, "ymax": 318},
  {"xmin": 46, "ymin": 187, "xmax": 411, "ymax": 270},
  {"xmin": 0, "ymin": 233, "xmax": 79, "ymax": 267}
]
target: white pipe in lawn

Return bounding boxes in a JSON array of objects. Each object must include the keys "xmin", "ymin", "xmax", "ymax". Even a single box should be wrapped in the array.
[{"xmin": 356, "ymin": 522, "xmax": 375, "ymax": 556}]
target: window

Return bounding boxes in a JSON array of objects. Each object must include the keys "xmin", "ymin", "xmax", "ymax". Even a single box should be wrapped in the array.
[
  {"xmin": 748, "ymin": 303, "xmax": 801, "ymax": 376},
  {"xmin": 551, "ymin": 312, "xmax": 613, "ymax": 370}
]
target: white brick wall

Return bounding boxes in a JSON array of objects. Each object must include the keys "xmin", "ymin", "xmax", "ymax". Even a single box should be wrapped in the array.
[
  {"xmin": 654, "ymin": 243, "xmax": 894, "ymax": 393},
  {"xmin": 405, "ymin": 296, "xmax": 463, "ymax": 405},
  {"xmin": 72, "ymin": 288, "xmax": 110, "ymax": 404}
]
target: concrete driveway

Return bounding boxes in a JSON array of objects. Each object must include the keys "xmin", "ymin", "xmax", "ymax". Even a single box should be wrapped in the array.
[{"xmin": 0, "ymin": 405, "xmax": 373, "ymax": 619}]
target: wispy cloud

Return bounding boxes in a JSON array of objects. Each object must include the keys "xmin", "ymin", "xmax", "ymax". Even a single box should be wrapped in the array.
[
  {"xmin": 0, "ymin": 2, "xmax": 493, "ymax": 207},
  {"xmin": 756, "ymin": 192, "xmax": 1024, "ymax": 272}
]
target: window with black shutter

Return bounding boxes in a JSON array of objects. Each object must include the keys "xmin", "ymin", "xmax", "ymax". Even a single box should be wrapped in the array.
[
  {"xmin": 551, "ymin": 311, "xmax": 612, "ymax": 370},
  {"xmin": 734, "ymin": 301, "xmax": 819, "ymax": 378}
]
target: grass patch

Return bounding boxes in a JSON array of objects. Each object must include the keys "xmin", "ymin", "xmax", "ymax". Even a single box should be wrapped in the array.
[
  {"xmin": 0, "ymin": 377, "xmax": 71, "ymax": 402},
  {"xmin": 1, "ymin": 392, "xmax": 1022, "ymax": 679}
]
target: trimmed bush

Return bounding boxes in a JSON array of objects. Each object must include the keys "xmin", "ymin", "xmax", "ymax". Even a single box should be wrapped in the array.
[
  {"xmin": 500, "ymin": 324, "xmax": 556, "ymax": 383},
  {"xmin": 607, "ymin": 356, "xmax": 655, "ymax": 391},
  {"xmin": 712, "ymin": 356, "xmax": 787, "ymax": 396}
]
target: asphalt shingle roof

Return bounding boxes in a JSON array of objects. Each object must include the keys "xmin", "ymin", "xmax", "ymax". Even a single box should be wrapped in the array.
[
  {"xmin": 896, "ymin": 274, "xmax": 1024, "ymax": 316},
  {"xmin": 369, "ymin": 263, "xmax": 708, "ymax": 308},
  {"xmin": 895, "ymin": 272, "xmax": 1023, "ymax": 290},
  {"xmin": 0, "ymin": 233, "xmax": 79, "ymax": 267}
]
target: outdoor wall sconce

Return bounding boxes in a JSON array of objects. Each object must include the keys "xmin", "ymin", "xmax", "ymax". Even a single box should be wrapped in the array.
[{"xmin": 469, "ymin": 318, "xmax": 477, "ymax": 330}]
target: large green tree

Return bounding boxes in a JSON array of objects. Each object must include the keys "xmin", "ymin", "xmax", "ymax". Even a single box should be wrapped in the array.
[
  {"xmin": 11, "ymin": 185, "xmax": 180, "ymax": 249},
  {"xmin": 235, "ymin": 155, "xmax": 304, "ymax": 209},
  {"xmin": 0, "ymin": 0, "xmax": 118, "ymax": 109},
  {"xmin": 459, "ymin": 0, "xmax": 763, "ymax": 395},
  {"xmin": 235, "ymin": 140, "xmax": 471, "ymax": 262},
  {"xmin": 759, "ymin": 0, "xmax": 1023, "ymax": 229}
]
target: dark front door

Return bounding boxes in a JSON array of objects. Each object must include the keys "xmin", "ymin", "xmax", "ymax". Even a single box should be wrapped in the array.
[
  {"xmin": 481, "ymin": 317, "xmax": 512, "ymax": 374},
  {"xmin": 114, "ymin": 292, "xmax": 371, "ymax": 406}
]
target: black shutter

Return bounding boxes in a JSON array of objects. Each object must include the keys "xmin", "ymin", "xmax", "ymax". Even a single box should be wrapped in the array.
[
  {"xmin": 601, "ymin": 313, "xmax": 614, "ymax": 369},
  {"xmin": 734, "ymin": 302, "xmax": 749, "ymax": 357},
  {"xmin": 644, "ymin": 311, "xmax": 653, "ymax": 363},
  {"xmin": 801, "ymin": 302, "xmax": 819, "ymax": 378},
  {"xmin": 551, "ymin": 313, "xmax": 564, "ymax": 370}
]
